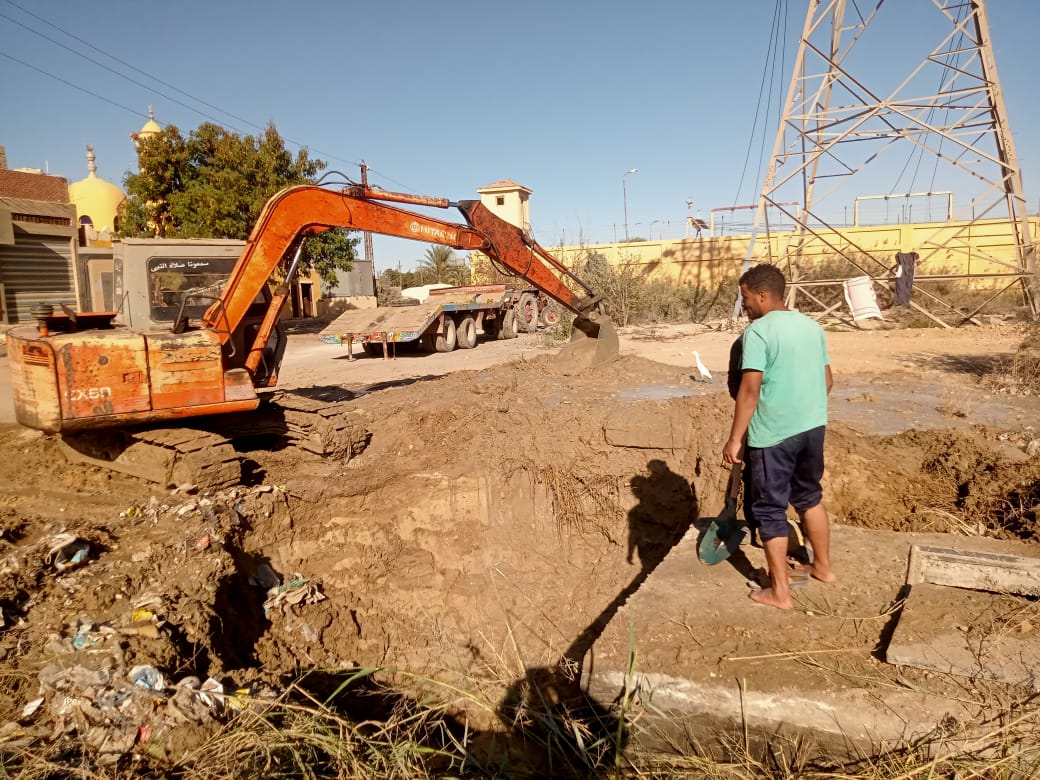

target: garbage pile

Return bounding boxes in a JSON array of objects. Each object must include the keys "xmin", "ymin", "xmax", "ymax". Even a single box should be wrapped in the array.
[{"xmin": 0, "ymin": 483, "xmax": 328, "ymax": 766}]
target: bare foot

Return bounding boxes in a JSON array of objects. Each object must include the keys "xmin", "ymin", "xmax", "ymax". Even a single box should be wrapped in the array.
[
  {"xmin": 805, "ymin": 563, "xmax": 836, "ymax": 583},
  {"xmin": 748, "ymin": 587, "xmax": 793, "ymax": 609},
  {"xmin": 789, "ymin": 562, "xmax": 837, "ymax": 584}
]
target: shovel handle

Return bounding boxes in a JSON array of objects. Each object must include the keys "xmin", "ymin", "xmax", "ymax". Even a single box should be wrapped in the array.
[{"xmin": 725, "ymin": 461, "xmax": 743, "ymax": 501}]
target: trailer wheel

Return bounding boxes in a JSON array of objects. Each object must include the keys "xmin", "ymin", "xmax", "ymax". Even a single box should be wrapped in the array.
[
  {"xmin": 539, "ymin": 303, "xmax": 562, "ymax": 327},
  {"xmin": 518, "ymin": 293, "xmax": 539, "ymax": 333},
  {"xmin": 434, "ymin": 317, "xmax": 457, "ymax": 352},
  {"xmin": 362, "ymin": 342, "xmax": 385, "ymax": 357},
  {"xmin": 457, "ymin": 315, "xmax": 477, "ymax": 349},
  {"xmin": 499, "ymin": 309, "xmax": 518, "ymax": 340},
  {"xmin": 483, "ymin": 316, "xmax": 501, "ymax": 338}
]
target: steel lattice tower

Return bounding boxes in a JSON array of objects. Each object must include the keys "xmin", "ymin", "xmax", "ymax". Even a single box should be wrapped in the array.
[{"xmin": 742, "ymin": 0, "xmax": 1037, "ymax": 321}]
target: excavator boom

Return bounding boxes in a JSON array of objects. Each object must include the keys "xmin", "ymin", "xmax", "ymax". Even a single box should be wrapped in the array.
[{"xmin": 203, "ymin": 184, "xmax": 616, "ymax": 382}]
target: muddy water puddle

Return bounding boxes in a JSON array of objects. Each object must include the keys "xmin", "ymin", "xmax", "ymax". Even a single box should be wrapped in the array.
[
  {"xmin": 617, "ymin": 383, "xmax": 699, "ymax": 402},
  {"xmin": 607, "ymin": 371, "xmax": 1038, "ymax": 438},
  {"xmin": 831, "ymin": 376, "xmax": 1039, "ymax": 435}
]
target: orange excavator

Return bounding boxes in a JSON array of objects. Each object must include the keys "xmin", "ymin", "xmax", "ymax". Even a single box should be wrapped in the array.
[{"xmin": 7, "ymin": 184, "xmax": 619, "ymax": 488}]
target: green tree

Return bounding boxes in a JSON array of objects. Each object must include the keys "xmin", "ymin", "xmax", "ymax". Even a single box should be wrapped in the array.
[
  {"xmin": 120, "ymin": 121, "xmax": 357, "ymax": 289},
  {"xmin": 377, "ymin": 267, "xmax": 423, "ymax": 290},
  {"xmin": 121, "ymin": 126, "xmax": 188, "ymax": 239},
  {"xmin": 418, "ymin": 245, "xmax": 468, "ymax": 285}
]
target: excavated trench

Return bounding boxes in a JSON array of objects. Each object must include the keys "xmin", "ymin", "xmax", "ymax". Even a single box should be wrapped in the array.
[
  {"xmin": 217, "ymin": 358, "xmax": 1039, "ymax": 761},
  {"xmin": 1, "ymin": 354, "xmax": 1039, "ymax": 770}
]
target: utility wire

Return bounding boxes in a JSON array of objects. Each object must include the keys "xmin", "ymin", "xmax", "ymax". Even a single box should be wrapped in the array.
[
  {"xmin": 732, "ymin": 0, "xmax": 784, "ymax": 206},
  {"xmin": 752, "ymin": 0, "xmax": 785, "ymax": 205},
  {"xmin": 0, "ymin": 11, "xmax": 257, "ymax": 136},
  {"xmin": 0, "ymin": 0, "xmax": 420, "ymax": 195},
  {"xmin": 2, "ymin": 0, "xmax": 263, "ymax": 135},
  {"xmin": 0, "ymin": 50, "xmax": 144, "ymax": 120},
  {"xmin": 927, "ymin": 4, "xmax": 968, "ymax": 193},
  {"xmin": 887, "ymin": 2, "xmax": 967, "ymax": 217}
]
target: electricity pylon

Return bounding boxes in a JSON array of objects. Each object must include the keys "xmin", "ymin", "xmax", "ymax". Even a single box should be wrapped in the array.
[{"xmin": 742, "ymin": 0, "xmax": 1036, "ymax": 321}]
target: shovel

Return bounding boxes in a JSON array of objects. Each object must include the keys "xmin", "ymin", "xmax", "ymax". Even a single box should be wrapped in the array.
[{"xmin": 698, "ymin": 462, "xmax": 745, "ymax": 565}]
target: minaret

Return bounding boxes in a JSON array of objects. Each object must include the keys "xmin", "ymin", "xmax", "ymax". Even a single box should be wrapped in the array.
[{"xmin": 130, "ymin": 105, "xmax": 163, "ymax": 149}]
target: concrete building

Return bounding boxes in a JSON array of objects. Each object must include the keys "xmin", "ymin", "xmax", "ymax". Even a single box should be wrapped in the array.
[
  {"xmin": 477, "ymin": 179, "xmax": 531, "ymax": 232},
  {"xmin": 0, "ymin": 146, "xmax": 79, "ymax": 325}
]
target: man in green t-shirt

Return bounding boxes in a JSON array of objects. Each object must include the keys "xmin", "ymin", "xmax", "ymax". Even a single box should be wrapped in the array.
[{"xmin": 722, "ymin": 264, "xmax": 835, "ymax": 609}]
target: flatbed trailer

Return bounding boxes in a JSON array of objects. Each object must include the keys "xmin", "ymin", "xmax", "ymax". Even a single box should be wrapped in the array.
[{"xmin": 318, "ymin": 284, "xmax": 560, "ymax": 358}]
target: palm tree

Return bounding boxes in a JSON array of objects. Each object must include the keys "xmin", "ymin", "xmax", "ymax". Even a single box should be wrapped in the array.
[{"xmin": 418, "ymin": 245, "xmax": 467, "ymax": 285}]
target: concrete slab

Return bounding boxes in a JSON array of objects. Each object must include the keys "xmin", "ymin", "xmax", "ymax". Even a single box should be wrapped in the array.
[
  {"xmin": 886, "ymin": 582, "xmax": 1040, "ymax": 690},
  {"xmin": 908, "ymin": 545, "xmax": 1040, "ymax": 595},
  {"xmin": 578, "ymin": 524, "xmax": 1040, "ymax": 756},
  {"xmin": 603, "ymin": 410, "xmax": 689, "ymax": 449}
]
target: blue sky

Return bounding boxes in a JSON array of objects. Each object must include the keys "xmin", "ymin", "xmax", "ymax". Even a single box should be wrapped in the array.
[{"xmin": 2, "ymin": 0, "xmax": 1038, "ymax": 271}]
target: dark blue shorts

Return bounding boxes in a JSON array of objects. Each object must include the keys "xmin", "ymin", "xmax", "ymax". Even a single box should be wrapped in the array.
[{"xmin": 747, "ymin": 426, "xmax": 826, "ymax": 543}]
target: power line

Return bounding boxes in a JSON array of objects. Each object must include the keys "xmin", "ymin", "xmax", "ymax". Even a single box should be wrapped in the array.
[
  {"xmin": 732, "ymin": 0, "xmax": 785, "ymax": 206},
  {"xmin": 0, "ymin": 0, "xmax": 420, "ymax": 194},
  {"xmin": 0, "ymin": 10, "xmax": 259, "ymax": 135},
  {"xmin": 0, "ymin": 50, "xmax": 144, "ymax": 120},
  {"xmin": 927, "ymin": 3, "xmax": 969, "ymax": 194},
  {"xmin": 757, "ymin": 0, "xmax": 786, "ymax": 198},
  {"xmin": 3, "ymin": 0, "xmax": 268, "ymax": 136}
]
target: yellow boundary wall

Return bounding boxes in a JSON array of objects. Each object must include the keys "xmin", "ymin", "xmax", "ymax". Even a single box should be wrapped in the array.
[{"xmin": 548, "ymin": 215, "xmax": 1039, "ymax": 289}]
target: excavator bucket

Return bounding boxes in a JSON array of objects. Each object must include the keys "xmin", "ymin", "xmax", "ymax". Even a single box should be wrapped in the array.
[{"xmin": 554, "ymin": 312, "xmax": 620, "ymax": 373}]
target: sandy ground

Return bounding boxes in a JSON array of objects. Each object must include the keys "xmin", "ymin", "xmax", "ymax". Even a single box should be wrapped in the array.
[{"xmin": 0, "ymin": 318, "xmax": 1037, "ymax": 767}]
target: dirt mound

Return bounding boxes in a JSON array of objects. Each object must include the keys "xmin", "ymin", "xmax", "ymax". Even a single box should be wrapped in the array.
[
  {"xmin": 1, "ymin": 353, "xmax": 1038, "ymax": 767},
  {"xmin": 826, "ymin": 424, "xmax": 1039, "ymax": 538}
]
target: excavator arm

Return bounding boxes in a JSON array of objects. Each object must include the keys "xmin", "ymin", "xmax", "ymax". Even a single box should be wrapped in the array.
[{"xmin": 203, "ymin": 184, "xmax": 614, "ymax": 380}]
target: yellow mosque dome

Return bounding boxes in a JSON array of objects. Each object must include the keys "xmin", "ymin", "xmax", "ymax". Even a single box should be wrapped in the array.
[
  {"xmin": 138, "ymin": 105, "xmax": 162, "ymax": 139},
  {"xmin": 69, "ymin": 145, "xmax": 126, "ymax": 235}
]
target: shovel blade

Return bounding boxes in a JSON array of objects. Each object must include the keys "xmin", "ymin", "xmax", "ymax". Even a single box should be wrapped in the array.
[
  {"xmin": 697, "ymin": 503, "xmax": 744, "ymax": 565},
  {"xmin": 698, "ymin": 522, "xmax": 744, "ymax": 565}
]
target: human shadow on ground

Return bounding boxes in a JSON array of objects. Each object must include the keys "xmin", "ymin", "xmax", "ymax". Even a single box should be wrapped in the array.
[{"xmin": 478, "ymin": 459, "xmax": 698, "ymax": 777}]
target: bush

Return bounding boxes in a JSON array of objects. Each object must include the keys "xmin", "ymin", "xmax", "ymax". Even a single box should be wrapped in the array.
[{"xmin": 570, "ymin": 249, "xmax": 736, "ymax": 326}]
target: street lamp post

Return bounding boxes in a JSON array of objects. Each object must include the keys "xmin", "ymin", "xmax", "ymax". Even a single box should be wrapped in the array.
[
  {"xmin": 649, "ymin": 219, "xmax": 660, "ymax": 240},
  {"xmin": 622, "ymin": 168, "xmax": 637, "ymax": 242}
]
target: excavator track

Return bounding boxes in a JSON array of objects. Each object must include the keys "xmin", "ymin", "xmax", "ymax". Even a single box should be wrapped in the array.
[
  {"xmin": 264, "ymin": 392, "xmax": 371, "ymax": 459},
  {"xmin": 61, "ymin": 427, "xmax": 242, "ymax": 491},
  {"xmin": 59, "ymin": 395, "xmax": 370, "ymax": 491},
  {"xmin": 206, "ymin": 392, "xmax": 371, "ymax": 460}
]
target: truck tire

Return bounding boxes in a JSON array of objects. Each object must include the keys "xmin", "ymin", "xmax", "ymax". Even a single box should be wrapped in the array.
[
  {"xmin": 483, "ymin": 316, "xmax": 501, "ymax": 339},
  {"xmin": 456, "ymin": 315, "xmax": 477, "ymax": 349},
  {"xmin": 362, "ymin": 341, "xmax": 385, "ymax": 357},
  {"xmin": 499, "ymin": 309, "xmax": 518, "ymax": 340},
  {"xmin": 539, "ymin": 302, "xmax": 562, "ymax": 327},
  {"xmin": 434, "ymin": 317, "xmax": 457, "ymax": 352},
  {"xmin": 518, "ymin": 293, "xmax": 539, "ymax": 333}
]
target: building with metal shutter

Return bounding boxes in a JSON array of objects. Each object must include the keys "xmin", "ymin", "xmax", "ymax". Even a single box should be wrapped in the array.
[
  {"xmin": 0, "ymin": 160, "xmax": 79, "ymax": 326},
  {"xmin": 0, "ymin": 196, "xmax": 79, "ymax": 325}
]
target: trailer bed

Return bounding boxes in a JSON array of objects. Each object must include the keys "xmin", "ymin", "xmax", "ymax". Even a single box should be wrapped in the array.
[{"xmin": 318, "ymin": 284, "xmax": 514, "ymax": 346}]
